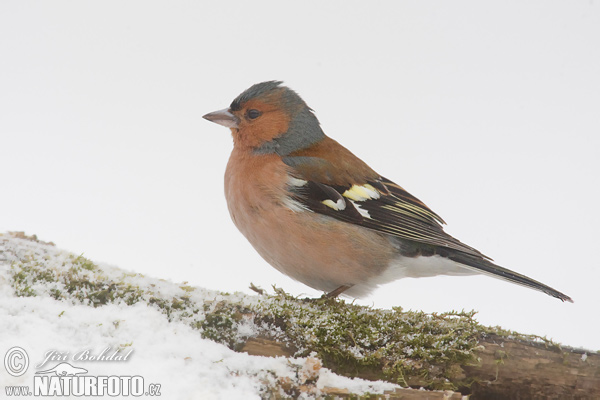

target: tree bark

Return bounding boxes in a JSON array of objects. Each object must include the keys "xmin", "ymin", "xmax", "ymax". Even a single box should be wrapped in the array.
[
  {"xmin": 465, "ymin": 334, "xmax": 598, "ymax": 399},
  {"xmin": 242, "ymin": 334, "xmax": 600, "ymax": 399}
]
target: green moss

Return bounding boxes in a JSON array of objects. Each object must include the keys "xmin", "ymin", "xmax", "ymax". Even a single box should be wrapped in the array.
[
  {"xmin": 145, "ymin": 294, "xmax": 198, "ymax": 322},
  {"xmin": 9, "ymin": 254, "xmax": 144, "ymax": 307},
  {"xmin": 246, "ymin": 291, "xmax": 482, "ymax": 390},
  {"xmin": 72, "ymin": 254, "xmax": 97, "ymax": 271},
  {"xmin": 7, "ymin": 251, "xmax": 485, "ymax": 390},
  {"xmin": 50, "ymin": 288, "xmax": 63, "ymax": 300},
  {"xmin": 11, "ymin": 260, "xmax": 55, "ymax": 297},
  {"xmin": 196, "ymin": 301, "xmax": 251, "ymax": 350},
  {"xmin": 4, "ymin": 245, "xmax": 566, "ymax": 393}
]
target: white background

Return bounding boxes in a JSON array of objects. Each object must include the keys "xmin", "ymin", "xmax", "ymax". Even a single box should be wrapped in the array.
[{"xmin": 2, "ymin": 1, "xmax": 599, "ymax": 351}]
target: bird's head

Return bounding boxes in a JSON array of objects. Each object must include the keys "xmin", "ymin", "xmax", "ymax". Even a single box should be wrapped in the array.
[{"xmin": 203, "ymin": 81, "xmax": 325, "ymax": 155}]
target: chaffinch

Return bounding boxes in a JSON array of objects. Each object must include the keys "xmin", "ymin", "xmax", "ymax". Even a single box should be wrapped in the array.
[{"xmin": 203, "ymin": 81, "xmax": 572, "ymax": 302}]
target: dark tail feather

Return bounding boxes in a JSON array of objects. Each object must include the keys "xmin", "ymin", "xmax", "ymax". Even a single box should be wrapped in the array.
[{"xmin": 445, "ymin": 251, "xmax": 573, "ymax": 303}]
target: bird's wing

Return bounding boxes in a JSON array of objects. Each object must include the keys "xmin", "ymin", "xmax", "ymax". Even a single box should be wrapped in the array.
[
  {"xmin": 282, "ymin": 154, "xmax": 574, "ymax": 303},
  {"xmin": 282, "ymin": 156, "xmax": 488, "ymax": 258}
]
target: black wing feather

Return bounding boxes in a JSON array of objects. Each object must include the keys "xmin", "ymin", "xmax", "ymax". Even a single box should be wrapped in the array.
[{"xmin": 287, "ymin": 169, "xmax": 487, "ymax": 258}]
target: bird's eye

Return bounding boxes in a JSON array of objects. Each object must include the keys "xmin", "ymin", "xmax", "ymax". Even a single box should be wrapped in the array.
[{"xmin": 247, "ymin": 109, "xmax": 262, "ymax": 120}]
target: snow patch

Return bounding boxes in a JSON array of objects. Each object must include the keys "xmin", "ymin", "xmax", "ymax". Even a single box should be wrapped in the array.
[{"xmin": 0, "ymin": 233, "xmax": 399, "ymax": 399}]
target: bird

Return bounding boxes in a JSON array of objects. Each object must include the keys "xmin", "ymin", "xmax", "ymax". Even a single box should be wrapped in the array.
[{"xmin": 203, "ymin": 81, "xmax": 573, "ymax": 302}]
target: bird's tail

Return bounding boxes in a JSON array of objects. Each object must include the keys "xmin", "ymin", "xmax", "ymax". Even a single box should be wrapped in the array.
[{"xmin": 444, "ymin": 250, "xmax": 573, "ymax": 303}]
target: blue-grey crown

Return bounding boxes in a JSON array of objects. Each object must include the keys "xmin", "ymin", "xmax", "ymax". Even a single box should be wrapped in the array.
[{"xmin": 231, "ymin": 81, "xmax": 325, "ymax": 156}]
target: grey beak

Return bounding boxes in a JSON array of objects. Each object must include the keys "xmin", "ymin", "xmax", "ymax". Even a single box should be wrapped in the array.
[{"xmin": 202, "ymin": 108, "xmax": 240, "ymax": 129}]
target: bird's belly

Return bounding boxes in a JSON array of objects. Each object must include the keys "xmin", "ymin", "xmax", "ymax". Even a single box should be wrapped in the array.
[
  {"xmin": 383, "ymin": 254, "xmax": 478, "ymax": 280},
  {"xmin": 227, "ymin": 198, "xmax": 396, "ymax": 294}
]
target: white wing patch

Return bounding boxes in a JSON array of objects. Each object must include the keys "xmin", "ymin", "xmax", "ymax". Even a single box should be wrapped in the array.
[
  {"xmin": 322, "ymin": 198, "xmax": 346, "ymax": 211},
  {"xmin": 287, "ymin": 176, "xmax": 308, "ymax": 187},
  {"xmin": 343, "ymin": 184, "xmax": 381, "ymax": 202},
  {"xmin": 350, "ymin": 200, "xmax": 371, "ymax": 218},
  {"xmin": 283, "ymin": 176, "xmax": 310, "ymax": 212},
  {"xmin": 342, "ymin": 184, "xmax": 379, "ymax": 218}
]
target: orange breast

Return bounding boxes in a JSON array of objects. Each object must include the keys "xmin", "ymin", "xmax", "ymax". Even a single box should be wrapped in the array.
[{"xmin": 224, "ymin": 148, "xmax": 395, "ymax": 294}]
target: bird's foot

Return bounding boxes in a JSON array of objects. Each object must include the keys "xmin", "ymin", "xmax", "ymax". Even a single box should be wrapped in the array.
[{"xmin": 322, "ymin": 285, "xmax": 353, "ymax": 299}]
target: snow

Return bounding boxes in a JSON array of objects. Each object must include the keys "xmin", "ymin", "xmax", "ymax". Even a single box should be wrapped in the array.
[{"xmin": 0, "ymin": 233, "xmax": 399, "ymax": 399}]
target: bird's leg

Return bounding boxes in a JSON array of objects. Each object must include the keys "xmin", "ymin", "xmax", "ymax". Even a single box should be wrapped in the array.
[{"xmin": 323, "ymin": 285, "xmax": 353, "ymax": 298}]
